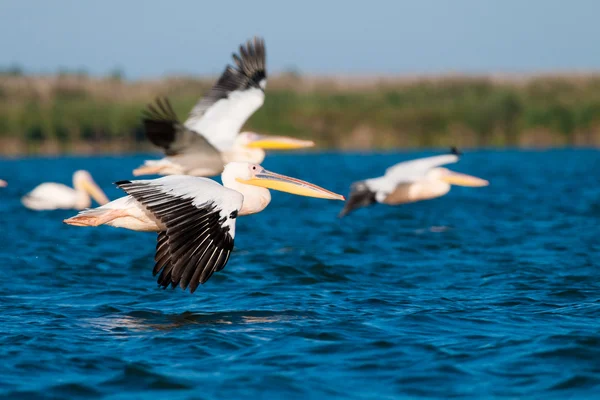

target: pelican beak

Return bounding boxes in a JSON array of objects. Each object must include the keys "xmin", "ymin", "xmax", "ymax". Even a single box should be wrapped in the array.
[
  {"xmin": 442, "ymin": 171, "xmax": 489, "ymax": 187},
  {"xmin": 82, "ymin": 179, "xmax": 110, "ymax": 205},
  {"xmin": 239, "ymin": 169, "xmax": 345, "ymax": 200},
  {"xmin": 0, "ymin": 179, "xmax": 6, "ymax": 187},
  {"xmin": 245, "ymin": 135, "xmax": 315, "ymax": 150}
]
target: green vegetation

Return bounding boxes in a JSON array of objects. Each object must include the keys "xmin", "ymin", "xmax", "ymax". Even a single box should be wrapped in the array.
[{"xmin": 1, "ymin": 73, "xmax": 600, "ymax": 154}]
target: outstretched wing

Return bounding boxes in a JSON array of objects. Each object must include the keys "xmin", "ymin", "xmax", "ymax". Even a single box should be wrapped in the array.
[
  {"xmin": 143, "ymin": 97, "xmax": 223, "ymax": 165},
  {"xmin": 184, "ymin": 37, "xmax": 267, "ymax": 152},
  {"xmin": 384, "ymin": 154, "xmax": 459, "ymax": 184},
  {"xmin": 116, "ymin": 176, "xmax": 243, "ymax": 293}
]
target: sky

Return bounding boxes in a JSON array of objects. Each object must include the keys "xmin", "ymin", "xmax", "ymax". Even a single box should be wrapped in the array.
[{"xmin": 1, "ymin": 0, "xmax": 599, "ymax": 79}]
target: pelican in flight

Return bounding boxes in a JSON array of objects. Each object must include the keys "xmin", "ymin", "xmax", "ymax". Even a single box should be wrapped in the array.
[
  {"xmin": 22, "ymin": 170, "xmax": 109, "ymax": 211},
  {"xmin": 64, "ymin": 162, "xmax": 344, "ymax": 293},
  {"xmin": 339, "ymin": 148, "xmax": 489, "ymax": 217},
  {"xmin": 133, "ymin": 37, "xmax": 314, "ymax": 177},
  {"xmin": 0, "ymin": 179, "xmax": 6, "ymax": 187}
]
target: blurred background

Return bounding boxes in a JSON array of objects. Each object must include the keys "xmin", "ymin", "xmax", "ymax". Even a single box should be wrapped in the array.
[
  {"xmin": 3, "ymin": 3, "xmax": 600, "ymax": 398},
  {"xmin": 1, "ymin": 0, "xmax": 600, "ymax": 155}
]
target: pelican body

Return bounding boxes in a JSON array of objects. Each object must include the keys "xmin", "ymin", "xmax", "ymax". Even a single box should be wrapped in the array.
[
  {"xmin": 22, "ymin": 170, "xmax": 109, "ymax": 211},
  {"xmin": 64, "ymin": 162, "xmax": 344, "ymax": 293},
  {"xmin": 134, "ymin": 37, "xmax": 314, "ymax": 177},
  {"xmin": 339, "ymin": 149, "xmax": 489, "ymax": 217}
]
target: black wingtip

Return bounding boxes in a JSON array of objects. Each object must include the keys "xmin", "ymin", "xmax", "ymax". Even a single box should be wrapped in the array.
[
  {"xmin": 140, "ymin": 97, "xmax": 181, "ymax": 151},
  {"xmin": 231, "ymin": 36, "xmax": 266, "ymax": 85},
  {"xmin": 142, "ymin": 97, "xmax": 178, "ymax": 122},
  {"xmin": 115, "ymin": 180, "xmax": 132, "ymax": 186},
  {"xmin": 450, "ymin": 146, "xmax": 461, "ymax": 156},
  {"xmin": 338, "ymin": 182, "xmax": 376, "ymax": 218}
]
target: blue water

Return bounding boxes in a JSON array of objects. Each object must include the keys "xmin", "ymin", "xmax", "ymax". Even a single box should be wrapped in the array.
[{"xmin": 1, "ymin": 150, "xmax": 599, "ymax": 399}]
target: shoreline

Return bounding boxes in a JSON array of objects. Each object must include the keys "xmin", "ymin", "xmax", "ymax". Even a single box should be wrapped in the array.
[
  {"xmin": 2, "ymin": 72, "xmax": 600, "ymax": 155},
  {"xmin": 1, "ymin": 145, "xmax": 598, "ymax": 159}
]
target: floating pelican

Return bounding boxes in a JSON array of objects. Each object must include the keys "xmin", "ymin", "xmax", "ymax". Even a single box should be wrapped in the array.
[
  {"xmin": 22, "ymin": 170, "xmax": 109, "ymax": 211},
  {"xmin": 64, "ymin": 162, "xmax": 344, "ymax": 293},
  {"xmin": 0, "ymin": 179, "xmax": 6, "ymax": 187},
  {"xmin": 133, "ymin": 37, "xmax": 314, "ymax": 177},
  {"xmin": 339, "ymin": 148, "xmax": 489, "ymax": 217}
]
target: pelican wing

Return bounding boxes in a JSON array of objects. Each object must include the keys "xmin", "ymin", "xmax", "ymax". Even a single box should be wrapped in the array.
[
  {"xmin": 116, "ymin": 176, "xmax": 243, "ymax": 293},
  {"xmin": 384, "ymin": 154, "xmax": 459, "ymax": 184},
  {"xmin": 184, "ymin": 37, "xmax": 266, "ymax": 151},
  {"xmin": 143, "ymin": 98, "xmax": 223, "ymax": 168}
]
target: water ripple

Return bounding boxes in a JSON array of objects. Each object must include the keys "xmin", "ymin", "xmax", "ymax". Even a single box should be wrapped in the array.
[{"xmin": 1, "ymin": 151, "xmax": 600, "ymax": 398}]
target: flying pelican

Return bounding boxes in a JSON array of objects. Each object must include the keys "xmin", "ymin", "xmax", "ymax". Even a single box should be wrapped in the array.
[
  {"xmin": 64, "ymin": 162, "xmax": 344, "ymax": 293},
  {"xmin": 339, "ymin": 148, "xmax": 489, "ymax": 217},
  {"xmin": 0, "ymin": 179, "xmax": 6, "ymax": 187},
  {"xmin": 133, "ymin": 37, "xmax": 314, "ymax": 177},
  {"xmin": 22, "ymin": 170, "xmax": 109, "ymax": 211}
]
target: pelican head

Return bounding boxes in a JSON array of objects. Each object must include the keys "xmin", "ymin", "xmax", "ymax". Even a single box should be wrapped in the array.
[
  {"xmin": 222, "ymin": 162, "xmax": 343, "ymax": 215},
  {"xmin": 72, "ymin": 170, "xmax": 110, "ymax": 206},
  {"xmin": 429, "ymin": 168, "xmax": 489, "ymax": 187},
  {"xmin": 225, "ymin": 162, "xmax": 344, "ymax": 199},
  {"xmin": 338, "ymin": 181, "xmax": 377, "ymax": 217}
]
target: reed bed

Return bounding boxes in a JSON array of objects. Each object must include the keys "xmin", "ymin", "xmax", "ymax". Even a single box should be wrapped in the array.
[{"xmin": 1, "ymin": 72, "xmax": 600, "ymax": 154}]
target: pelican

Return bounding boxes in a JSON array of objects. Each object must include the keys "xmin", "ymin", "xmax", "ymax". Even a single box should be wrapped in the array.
[
  {"xmin": 64, "ymin": 162, "xmax": 344, "ymax": 293},
  {"xmin": 133, "ymin": 37, "xmax": 314, "ymax": 177},
  {"xmin": 0, "ymin": 179, "xmax": 6, "ymax": 187},
  {"xmin": 22, "ymin": 170, "xmax": 109, "ymax": 211},
  {"xmin": 339, "ymin": 148, "xmax": 489, "ymax": 217}
]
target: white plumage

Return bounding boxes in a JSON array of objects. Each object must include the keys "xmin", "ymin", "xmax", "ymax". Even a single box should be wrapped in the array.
[
  {"xmin": 23, "ymin": 183, "xmax": 87, "ymax": 211},
  {"xmin": 339, "ymin": 150, "xmax": 489, "ymax": 217},
  {"xmin": 185, "ymin": 86, "xmax": 266, "ymax": 152},
  {"xmin": 366, "ymin": 154, "xmax": 460, "ymax": 202},
  {"xmin": 22, "ymin": 170, "xmax": 109, "ymax": 211},
  {"xmin": 384, "ymin": 154, "xmax": 459, "ymax": 183}
]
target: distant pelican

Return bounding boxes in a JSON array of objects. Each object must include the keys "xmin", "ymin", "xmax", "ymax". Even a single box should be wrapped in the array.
[
  {"xmin": 339, "ymin": 148, "xmax": 489, "ymax": 217},
  {"xmin": 22, "ymin": 170, "xmax": 109, "ymax": 211},
  {"xmin": 0, "ymin": 179, "xmax": 6, "ymax": 187},
  {"xmin": 64, "ymin": 162, "xmax": 344, "ymax": 293},
  {"xmin": 133, "ymin": 37, "xmax": 314, "ymax": 177}
]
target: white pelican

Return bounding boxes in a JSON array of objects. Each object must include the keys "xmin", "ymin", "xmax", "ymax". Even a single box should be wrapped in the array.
[
  {"xmin": 64, "ymin": 162, "xmax": 344, "ymax": 293},
  {"xmin": 0, "ymin": 179, "xmax": 6, "ymax": 187},
  {"xmin": 133, "ymin": 37, "xmax": 314, "ymax": 177},
  {"xmin": 22, "ymin": 170, "xmax": 109, "ymax": 211},
  {"xmin": 339, "ymin": 148, "xmax": 489, "ymax": 217}
]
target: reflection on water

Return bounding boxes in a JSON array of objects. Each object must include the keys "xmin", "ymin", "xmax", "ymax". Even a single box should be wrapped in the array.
[
  {"xmin": 415, "ymin": 225, "xmax": 452, "ymax": 234},
  {"xmin": 87, "ymin": 310, "xmax": 301, "ymax": 332}
]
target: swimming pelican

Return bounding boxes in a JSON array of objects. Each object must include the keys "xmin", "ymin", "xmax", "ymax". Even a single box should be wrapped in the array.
[
  {"xmin": 22, "ymin": 170, "xmax": 109, "ymax": 211},
  {"xmin": 0, "ymin": 179, "xmax": 6, "ymax": 187},
  {"xmin": 133, "ymin": 37, "xmax": 314, "ymax": 177},
  {"xmin": 339, "ymin": 148, "xmax": 489, "ymax": 217},
  {"xmin": 64, "ymin": 162, "xmax": 344, "ymax": 293}
]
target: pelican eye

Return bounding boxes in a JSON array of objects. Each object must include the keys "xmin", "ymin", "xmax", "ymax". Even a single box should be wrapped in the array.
[{"xmin": 229, "ymin": 210, "xmax": 238, "ymax": 219}]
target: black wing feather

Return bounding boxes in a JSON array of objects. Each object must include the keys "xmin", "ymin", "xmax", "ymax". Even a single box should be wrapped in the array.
[
  {"xmin": 154, "ymin": 231, "xmax": 171, "ymax": 275},
  {"xmin": 116, "ymin": 181, "xmax": 235, "ymax": 293},
  {"xmin": 187, "ymin": 36, "xmax": 266, "ymax": 119},
  {"xmin": 142, "ymin": 97, "xmax": 221, "ymax": 158},
  {"xmin": 155, "ymin": 232, "xmax": 175, "ymax": 289}
]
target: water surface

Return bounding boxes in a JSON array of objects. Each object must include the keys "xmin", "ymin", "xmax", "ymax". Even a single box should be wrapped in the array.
[{"xmin": 0, "ymin": 150, "xmax": 599, "ymax": 399}]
